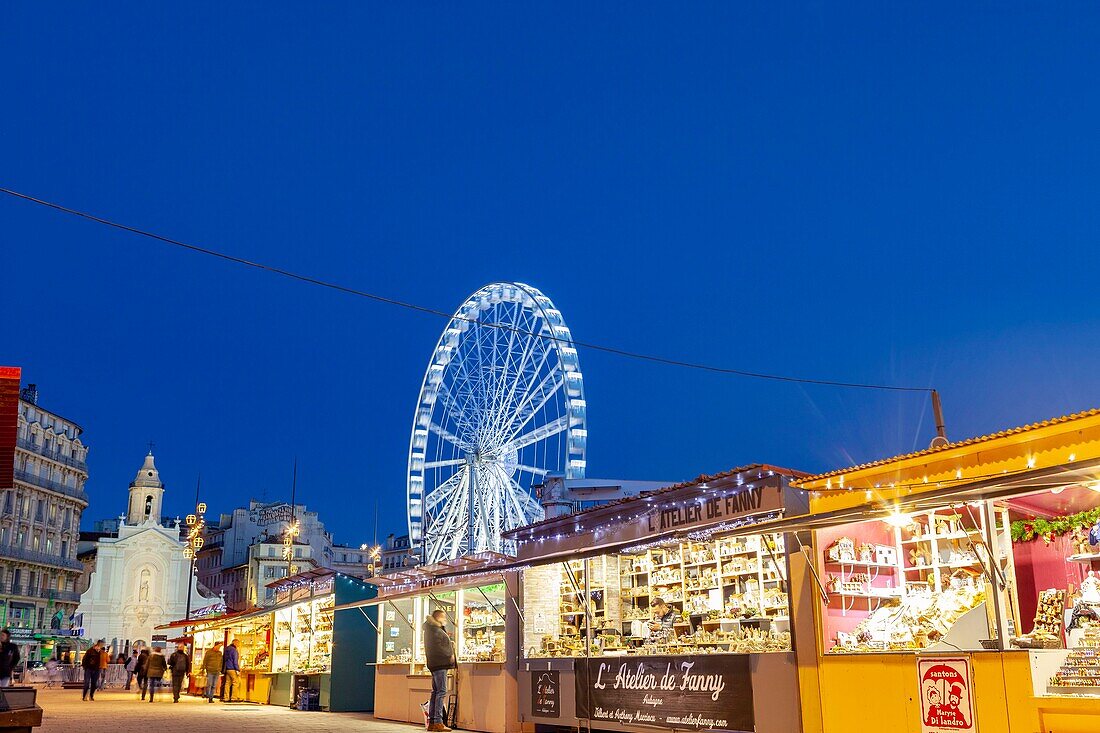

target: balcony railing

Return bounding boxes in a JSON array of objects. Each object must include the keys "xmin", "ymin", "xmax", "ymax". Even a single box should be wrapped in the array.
[
  {"xmin": 13, "ymin": 468, "xmax": 89, "ymax": 504},
  {"xmin": 0, "ymin": 544, "xmax": 84, "ymax": 571},
  {"xmin": 16, "ymin": 437, "xmax": 88, "ymax": 473}
]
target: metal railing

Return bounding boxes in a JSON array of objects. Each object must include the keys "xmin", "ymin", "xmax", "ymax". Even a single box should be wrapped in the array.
[
  {"xmin": 16, "ymin": 437, "xmax": 88, "ymax": 473},
  {"xmin": 13, "ymin": 468, "xmax": 90, "ymax": 504},
  {"xmin": 0, "ymin": 544, "xmax": 84, "ymax": 571}
]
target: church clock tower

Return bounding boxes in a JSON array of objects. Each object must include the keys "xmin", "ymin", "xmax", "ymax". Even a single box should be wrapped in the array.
[{"xmin": 127, "ymin": 451, "xmax": 165, "ymax": 525}]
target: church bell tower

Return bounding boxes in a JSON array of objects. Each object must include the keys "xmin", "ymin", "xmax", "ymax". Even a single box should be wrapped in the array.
[{"xmin": 127, "ymin": 450, "xmax": 165, "ymax": 525}]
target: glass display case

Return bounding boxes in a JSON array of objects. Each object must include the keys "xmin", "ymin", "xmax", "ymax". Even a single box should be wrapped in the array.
[
  {"xmin": 524, "ymin": 532, "xmax": 793, "ymax": 658},
  {"xmin": 233, "ymin": 617, "xmax": 274, "ymax": 671},
  {"xmin": 460, "ymin": 584, "xmax": 506, "ymax": 662},
  {"xmin": 817, "ymin": 505, "xmax": 1008, "ymax": 654},
  {"xmin": 272, "ymin": 595, "xmax": 334, "ymax": 673}
]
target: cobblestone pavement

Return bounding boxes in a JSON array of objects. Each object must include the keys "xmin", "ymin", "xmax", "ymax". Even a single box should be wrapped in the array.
[{"xmin": 35, "ymin": 687, "xmax": 425, "ymax": 733}]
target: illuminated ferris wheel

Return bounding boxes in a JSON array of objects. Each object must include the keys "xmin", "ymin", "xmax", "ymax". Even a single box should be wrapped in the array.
[{"xmin": 407, "ymin": 282, "xmax": 587, "ymax": 564}]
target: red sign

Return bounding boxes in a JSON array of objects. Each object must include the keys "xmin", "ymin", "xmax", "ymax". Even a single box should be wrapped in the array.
[
  {"xmin": 0, "ymin": 367, "xmax": 20, "ymax": 490},
  {"xmin": 918, "ymin": 656, "xmax": 976, "ymax": 732}
]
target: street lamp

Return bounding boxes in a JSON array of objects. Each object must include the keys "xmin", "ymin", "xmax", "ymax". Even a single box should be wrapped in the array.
[{"xmin": 183, "ymin": 500, "xmax": 206, "ymax": 619}]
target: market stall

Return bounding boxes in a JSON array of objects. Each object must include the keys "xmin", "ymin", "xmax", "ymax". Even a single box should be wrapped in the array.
[
  {"xmin": 160, "ymin": 570, "xmax": 376, "ymax": 710},
  {"xmin": 504, "ymin": 465, "xmax": 814, "ymax": 733},
  {"xmin": 793, "ymin": 407, "xmax": 1100, "ymax": 733},
  {"xmin": 336, "ymin": 555, "xmax": 517, "ymax": 733}
]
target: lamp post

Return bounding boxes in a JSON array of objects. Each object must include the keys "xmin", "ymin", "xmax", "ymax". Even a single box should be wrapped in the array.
[{"xmin": 183, "ymin": 483, "xmax": 207, "ymax": 619}]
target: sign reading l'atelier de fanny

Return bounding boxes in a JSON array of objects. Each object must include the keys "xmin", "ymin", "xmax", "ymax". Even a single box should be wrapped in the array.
[{"xmin": 575, "ymin": 655, "xmax": 754, "ymax": 732}]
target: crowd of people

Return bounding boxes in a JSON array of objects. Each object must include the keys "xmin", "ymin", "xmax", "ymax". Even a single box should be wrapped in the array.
[{"xmin": 71, "ymin": 637, "xmax": 243, "ymax": 703}]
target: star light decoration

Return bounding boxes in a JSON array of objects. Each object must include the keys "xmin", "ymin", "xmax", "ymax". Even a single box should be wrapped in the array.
[
  {"xmin": 183, "ymin": 502, "xmax": 207, "ymax": 559},
  {"xmin": 283, "ymin": 518, "xmax": 301, "ymax": 561}
]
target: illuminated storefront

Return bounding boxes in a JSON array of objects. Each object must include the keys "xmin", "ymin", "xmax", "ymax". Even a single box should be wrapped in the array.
[
  {"xmin": 503, "ymin": 466, "xmax": 815, "ymax": 733},
  {"xmin": 794, "ymin": 407, "xmax": 1100, "ymax": 733}
]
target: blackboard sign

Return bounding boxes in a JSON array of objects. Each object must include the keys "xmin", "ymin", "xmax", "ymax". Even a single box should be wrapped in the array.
[
  {"xmin": 575, "ymin": 655, "xmax": 754, "ymax": 732},
  {"xmin": 532, "ymin": 670, "xmax": 560, "ymax": 717}
]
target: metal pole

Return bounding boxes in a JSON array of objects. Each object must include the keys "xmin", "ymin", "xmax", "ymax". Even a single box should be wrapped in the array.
[
  {"xmin": 287, "ymin": 457, "xmax": 297, "ymax": 579},
  {"xmin": 186, "ymin": 475, "xmax": 201, "ymax": 619},
  {"xmin": 467, "ymin": 455, "xmax": 477, "ymax": 555},
  {"xmin": 932, "ymin": 390, "xmax": 948, "ymax": 441}
]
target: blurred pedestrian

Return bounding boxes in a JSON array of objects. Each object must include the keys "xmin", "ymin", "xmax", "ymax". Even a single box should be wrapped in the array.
[
  {"xmin": 125, "ymin": 650, "xmax": 138, "ymax": 689},
  {"xmin": 45, "ymin": 657, "xmax": 60, "ymax": 688},
  {"xmin": 223, "ymin": 639, "xmax": 241, "ymax": 701},
  {"xmin": 97, "ymin": 642, "xmax": 109, "ymax": 690},
  {"xmin": 135, "ymin": 648, "xmax": 150, "ymax": 700},
  {"xmin": 145, "ymin": 647, "xmax": 168, "ymax": 702},
  {"xmin": 81, "ymin": 640, "xmax": 103, "ymax": 701},
  {"xmin": 0, "ymin": 629, "xmax": 20, "ymax": 688},
  {"xmin": 201, "ymin": 642, "xmax": 223, "ymax": 703},
  {"xmin": 168, "ymin": 643, "xmax": 190, "ymax": 703}
]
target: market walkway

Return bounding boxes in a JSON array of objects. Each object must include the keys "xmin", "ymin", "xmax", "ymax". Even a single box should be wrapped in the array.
[{"xmin": 35, "ymin": 687, "xmax": 425, "ymax": 733}]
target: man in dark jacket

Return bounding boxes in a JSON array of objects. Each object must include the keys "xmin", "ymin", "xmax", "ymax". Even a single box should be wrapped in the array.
[
  {"xmin": 222, "ymin": 639, "xmax": 241, "ymax": 701},
  {"xmin": 422, "ymin": 609, "xmax": 456, "ymax": 732},
  {"xmin": 167, "ymin": 643, "xmax": 190, "ymax": 703},
  {"xmin": 135, "ymin": 648, "xmax": 150, "ymax": 699},
  {"xmin": 81, "ymin": 640, "xmax": 103, "ymax": 701},
  {"xmin": 144, "ymin": 647, "xmax": 168, "ymax": 702},
  {"xmin": 0, "ymin": 629, "xmax": 20, "ymax": 688}
]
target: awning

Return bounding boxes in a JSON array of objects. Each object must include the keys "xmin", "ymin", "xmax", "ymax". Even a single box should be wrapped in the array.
[{"xmin": 334, "ymin": 554, "xmax": 512, "ymax": 612}]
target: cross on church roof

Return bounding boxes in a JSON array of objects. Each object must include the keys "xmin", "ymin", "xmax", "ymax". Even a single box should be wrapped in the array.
[{"xmin": 147, "ymin": 441, "xmax": 156, "ymax": 455}]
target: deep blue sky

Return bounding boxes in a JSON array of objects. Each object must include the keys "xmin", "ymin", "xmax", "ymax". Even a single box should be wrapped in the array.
[{"xmin": 3, "ymin": 3, "xmax": 1100, "ymax": 546}]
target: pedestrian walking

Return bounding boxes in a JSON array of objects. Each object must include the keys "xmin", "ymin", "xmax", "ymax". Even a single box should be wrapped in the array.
[
  {"xmin": 167, "ymin": 643, "xmax": 190, "ymax": 703},
  {"xmin": 81, "ymin": 640, "xmax": 103, "ymax": 701},
  {"xmin": 45, "ymin": 657, "xmax": 60, "ymax": 688},
  {"xmin": 201, "ymin": 642, "xmax": 223, "ymax": 703},
  {"xmin": 97, "ymin": 643, "xmax": 109, "ymax": 690},
  {"xmin": 0, "ymin": 629, "xmax": 20, "ymax": 688},
  {"xmin": 135, "ymin": 648, "xmax": 150, "ymax": 700},
  {"xmin": 125, "ymin": 650, "xmax": 138, "ymax": 690},
  {"xmin": 145, "ymin": 647, "xmax": 168, "ymax": 702},
  {"xmin": 223, "ymin": 639, "xmax": 241, "ymax": 702},
  {"xmin": 423, "ymin": 609, "xmax": 456, "ymax": 732}
]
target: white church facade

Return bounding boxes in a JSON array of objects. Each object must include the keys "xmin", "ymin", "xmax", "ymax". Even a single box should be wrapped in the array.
[{"xmin": 77, "ymin": 452, "xmax": 213, "ymax": 650}]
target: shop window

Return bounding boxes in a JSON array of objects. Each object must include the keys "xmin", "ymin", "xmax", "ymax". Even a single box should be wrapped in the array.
[
  {"xmin": 460, "ymin": 584, "xmax": 506, "ymax": 662},
  {"xmin": 379, "ymin": 598, "xmax": 419, "ymax": 664},
  {"xmin": 523, "ymin": 533, "xmax": 792, "ymax": 658}
]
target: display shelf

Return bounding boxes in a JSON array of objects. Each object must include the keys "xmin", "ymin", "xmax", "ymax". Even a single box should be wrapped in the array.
[
  {"xmin": 1069, "ymin": 553, "xmax": 1100, "ymax": 564},
  {"xmin": 901, "ymin": 530, "xmax": 983, "ymax": 545}
]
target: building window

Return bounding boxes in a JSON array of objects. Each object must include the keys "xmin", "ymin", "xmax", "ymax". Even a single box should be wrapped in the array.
[
  {"xmin": 60, "ymin": 539, "xmax": 68, "ymax": 558},
  {"xmin": 46, "ymin": 537, "xmax": 54, "ymax": 554},
  {"xmin": 2, "ymin": 492, "xmax": 11, "ymax": 514},
  {"xmin": 144, "ymin": 495, "xmax": 153, "ymax": 520}
]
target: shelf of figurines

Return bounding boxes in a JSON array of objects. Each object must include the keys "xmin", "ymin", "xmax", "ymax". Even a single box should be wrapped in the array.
[{"xmin": 526, "ymin": 626, "xmax": 792, "ymax": 658}]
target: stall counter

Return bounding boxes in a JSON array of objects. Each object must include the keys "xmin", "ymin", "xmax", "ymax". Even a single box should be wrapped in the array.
[{"xmin": 374, "ymin": 662, "xmax": 510, "ymax": 733}]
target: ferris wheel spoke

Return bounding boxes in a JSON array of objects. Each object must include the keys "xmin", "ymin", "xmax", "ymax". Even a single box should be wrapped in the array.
[
  {"xmin": 513, "ymin": 464, "xmax": 551, "ymax": 477},
  {"xmin": 501, "ymin": 371, "xmax": 563, "ymax": 448},
  {"xmin": 423, "ymin": 458, "xmax": 467, "ymax": 470},
  {"xmin": 424, "ymin": 468, "xmax": 467, "ymax": 514},
  {"xmin": 509, "ymin": 414, "xmax": 569, "ymax": 452},
  {"xmin": 429, "ymin": 421, "xmax": 466, "ymax": 450},
  {"xmin": 488, "ymin": 341, "xmax": 555, "ymax": 449}
]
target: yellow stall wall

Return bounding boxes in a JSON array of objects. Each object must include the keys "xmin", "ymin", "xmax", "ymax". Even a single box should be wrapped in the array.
[{"xmin": 812, "ymin": 651, "xmax": 1100, "ymax": 733}]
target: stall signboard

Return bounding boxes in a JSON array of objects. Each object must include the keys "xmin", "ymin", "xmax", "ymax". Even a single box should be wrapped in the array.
[
  {"xmin": 575, "ymin": 655, "xmax": 753, "ymax": 732},
  {"xmin": 516, "ymin": 472, "xmax": 804, "ymax": 561},
  {"xmin": 532, "ymin": 670, "xmax": 560, "ymax": 717},
  {"xmin": 918, "ymin": 656, "xmax": 976, "ymax": 733}
]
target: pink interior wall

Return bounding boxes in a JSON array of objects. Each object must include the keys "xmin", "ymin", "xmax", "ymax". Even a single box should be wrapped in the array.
[
  {"xmin": 1012, "ymin": 534, "xmax": 1087, "ymax": 634},
  {"xmin": 817, "ymin": 520, "xmax": 899, "ymax": 646}
]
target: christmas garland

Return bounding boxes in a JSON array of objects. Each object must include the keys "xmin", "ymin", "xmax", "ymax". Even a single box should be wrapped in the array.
[{"xmin": 1011, "ymin": 507, "xmax": 1100, "ymax": 543}]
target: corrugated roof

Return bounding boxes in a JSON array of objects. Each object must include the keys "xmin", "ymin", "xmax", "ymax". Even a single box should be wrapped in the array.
[
  {"xmin": 506, "ymin": 463, "xmax": 807, "ymax": 538},
  {"xmin": 793, "ymin": 408, "xmax": 1100, "ymax": 487}
]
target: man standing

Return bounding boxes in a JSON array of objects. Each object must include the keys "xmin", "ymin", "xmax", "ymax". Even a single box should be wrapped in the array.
[
  {"xmin": 81, "ymin": 640, "xmax": 102, "ymax": 701},
  {"xmin": 201, "ymin": 642, "xmax": 223, "ymax": 703},
  {"xmin": 647, "ymin": 598, "xmax": 678, "ymax": 641},
  {"xmin": 167, "ymin": 643, "xmax": 190, "ymax": 703},
  {"xmin": 222, "ymin": 639, "xmax": 240, "ymax": 702},
  {"xmin": 422, "ymin": 609, "xmax": 455, "ymax": 732},
  {"xmin": 0, "ymin": 630, "xmax": 20, "ymax": 688},
  {"xmin": 144, "ymin": 647, "xmax": 168, "ymax": 702},
  {"xmin": 97, "ymin": 642, "xmax": 109, "ymax": 690},
  {"xmin": 135, "ymin": 648, "xmax": 150, "ymax": 699},
  {"xmin": 124, "ymin": 650, "xmax": 138, "ymax": 690}
]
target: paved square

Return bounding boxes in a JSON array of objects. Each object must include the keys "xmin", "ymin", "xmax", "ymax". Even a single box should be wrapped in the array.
[{"xmin": 35, "ymin": 688, "xmax": 425, "ymax": 733}]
